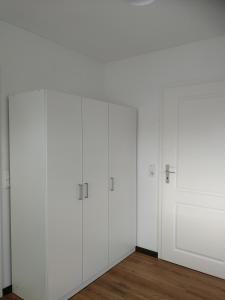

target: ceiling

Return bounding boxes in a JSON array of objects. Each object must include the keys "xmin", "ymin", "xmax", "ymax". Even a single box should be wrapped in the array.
[{"xmin": 0, "ymin": 0, "xmax": 225, "ymax": 62}]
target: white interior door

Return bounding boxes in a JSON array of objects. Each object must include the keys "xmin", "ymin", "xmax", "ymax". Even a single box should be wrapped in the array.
[
  {"xmin": 82, "ymin": 98, "xmax": 109, "ymax": 282},
  {"xmin": 47, "ymin": 91, "xmax": 83, "ymax": 299},
  {"xmin": 0, "ymin": 67, "xmax": 2, "ymax": 297},
  {"xmin": 109, "ymin": 104, "xmax": 137, "ymax": 264},
  {"xmin": 161, "ymin": 82, "xmax": 225, "ymax": 279}
]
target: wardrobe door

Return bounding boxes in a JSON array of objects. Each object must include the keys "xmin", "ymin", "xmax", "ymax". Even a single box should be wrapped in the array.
[
  {"xmin": 10, "ymin": 91, "xmax": 47, "ymax": 300},
  {"xmin": 82, "ymin": 98, "xmax": 109, "ymax": 282},
  {"xmin": 109, "ymin": 104, "xmax": 137, "ymax": 264},
  {"xmin": 46, "ymin": 91, "xmax": 83, "ymax": 300}
]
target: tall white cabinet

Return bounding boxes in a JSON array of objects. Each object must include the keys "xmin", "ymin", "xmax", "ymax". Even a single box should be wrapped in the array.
[{"xmin": 9, "ymin": 90, "xmax": 136, "ymax": 300}]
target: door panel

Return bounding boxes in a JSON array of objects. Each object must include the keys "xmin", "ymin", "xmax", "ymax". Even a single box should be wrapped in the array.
[
  {"xmin": 176, "ymin": 204, "xmax": 225, "ymax": 261},
  {"xmin": 82, "ymin": 98, "xmax": 109, "ymax": 282},
  {"xmin": 162, "ymin": 82, "xmax": 225, "ymax": 279},
  {"xmin": 47, "ymin": 91, "xmax": 83, "ymax": 299},
  {"xmin": 177, "ymin": 96, "xmax": 225, "ymax": 194},
  {"xmin": 109, "ymin": 104, "xmax": 137, "ymax": 264}
]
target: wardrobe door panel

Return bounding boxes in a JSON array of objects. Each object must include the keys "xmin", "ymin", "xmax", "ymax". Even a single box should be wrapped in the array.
[
  {"xmin": 47, "ymin": 91, "xmax": 83, "ymax": 299},
  {"xmin": 109, "ymin": 104, "xmax": 137, "ymax": 264},
  {"xmin": 82, "ymin": 98, "xmax": 109, "ymax": 282},
  {"xmin": 10, "ymin": 91, "xmax": 47, "ymax": 300}
]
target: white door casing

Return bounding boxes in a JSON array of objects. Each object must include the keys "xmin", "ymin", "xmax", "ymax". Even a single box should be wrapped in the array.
[
  {"xmin": 161, "ymin": 82, "xmax": 225, "ymax": 279},
  {"xmin": 0, "ymin": 66, "xmax": 3, "ymax": 296}
]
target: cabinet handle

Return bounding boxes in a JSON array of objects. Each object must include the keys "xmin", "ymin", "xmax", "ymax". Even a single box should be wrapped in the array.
[
  {"xmin": 84, "ymin": 183, "xmax": 89, "ymax": 199},
  {"xmin": 78, "ymin": 184, "xmax": 83, "ymax": 200},
  {"xmin": 110, "ymin": 177, "xmax": 115, "ymax": 191}
]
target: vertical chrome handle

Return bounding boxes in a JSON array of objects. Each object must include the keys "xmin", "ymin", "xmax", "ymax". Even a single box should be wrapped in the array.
[
  {"xmin": 78, "ymin": 184, "xmax": 83, "ymax": 200},
  {"xmin": 110, "ymin": 177, "xmax": 115, "ymax": 191},
  {"xmin": 84, "ymin": 183, "xmax": 89, "ymax": 199}
]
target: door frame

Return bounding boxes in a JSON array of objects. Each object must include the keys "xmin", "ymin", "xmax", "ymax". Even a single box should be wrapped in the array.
[
  {"xmin": 157, "ymin": 79, "xmax": 225, "ymax": 260},
  {"xmin": 0, "ymin": 66, "xmax": 3, "ymax": 296}
]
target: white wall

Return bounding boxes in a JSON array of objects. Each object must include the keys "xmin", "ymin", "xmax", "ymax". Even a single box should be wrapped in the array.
[
  {"xmin": 0, "ymin": 21, "xmax": 104, "ymax": 288},
  {"xmin": 1, "ymin": 19, "xmax": 225, "ymax": 290},
  {"xmin": 105, "ymin": 35, "xmax": 225, "ymax": 252}
]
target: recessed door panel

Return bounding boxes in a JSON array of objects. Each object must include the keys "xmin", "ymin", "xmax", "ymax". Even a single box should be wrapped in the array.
[
  {"xmin": 177, "ymin": 97, "xmax": 225, "ymax": 194},
  {"xmin": 176, "ymin": 204, "xmax": 225, "ymax": 261}
]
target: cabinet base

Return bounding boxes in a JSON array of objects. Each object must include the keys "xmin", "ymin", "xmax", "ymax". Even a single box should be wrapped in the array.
[{"xmin": 63, "ymin": 248, "xmax": 136, "ymax": 300}]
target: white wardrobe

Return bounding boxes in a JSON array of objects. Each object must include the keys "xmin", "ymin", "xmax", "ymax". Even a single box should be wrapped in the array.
[{"xmin": 9, "ymin": 90, "xmax": 137, "ymax": 300}]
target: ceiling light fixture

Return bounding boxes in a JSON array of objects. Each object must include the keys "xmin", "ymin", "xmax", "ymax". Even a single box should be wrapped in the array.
[{"xmin": 127, "ymin": 0, "xmax": 156, "ymax": 6}]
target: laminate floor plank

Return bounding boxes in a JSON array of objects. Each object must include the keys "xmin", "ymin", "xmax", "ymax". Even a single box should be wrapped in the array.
[{"xmin": 1, "ymin": 252, "xmax": 224, "ymax": 300}]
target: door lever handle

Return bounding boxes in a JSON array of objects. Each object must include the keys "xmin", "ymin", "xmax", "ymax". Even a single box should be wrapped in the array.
[{"xmin": 165, "ymin": 164, "xmax": 176, "ymax": 183}]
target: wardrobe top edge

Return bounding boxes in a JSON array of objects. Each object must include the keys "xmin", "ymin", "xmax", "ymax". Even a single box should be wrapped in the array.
[{"xmin": 8, "ymin": 89, "xmax": 137, "ymax": 112}]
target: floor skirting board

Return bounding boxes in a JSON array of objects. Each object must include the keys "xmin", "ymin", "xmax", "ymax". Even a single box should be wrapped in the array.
[
  {"xmin": 2, "ymin": 286, "xmax": 12, "ymax": 296},
  {"xmin": 136, "ymin": 246, "xmax": 158, "ymax": 258}
]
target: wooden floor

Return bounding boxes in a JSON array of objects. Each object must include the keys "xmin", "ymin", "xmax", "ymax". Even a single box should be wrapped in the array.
[{"xmin": 2, "ymin": 252, "xmax": 225, "ymax": 300}]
